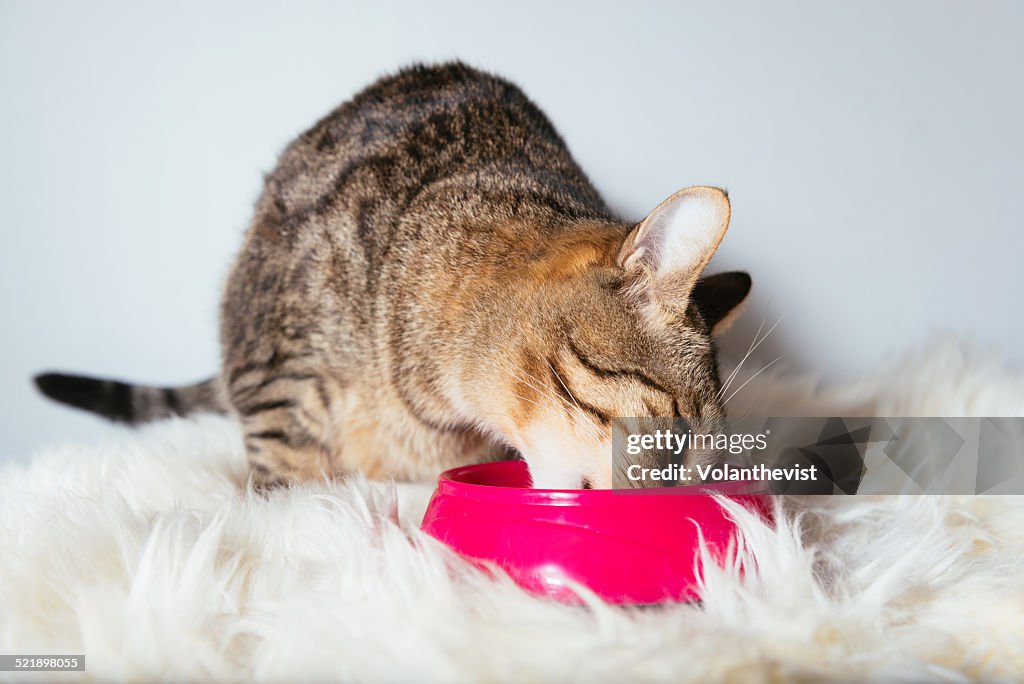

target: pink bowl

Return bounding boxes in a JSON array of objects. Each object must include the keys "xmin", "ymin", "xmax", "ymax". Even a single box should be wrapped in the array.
[{"xmin": 420, "ymin": 460, "xmax": 773, "ymax": 604}]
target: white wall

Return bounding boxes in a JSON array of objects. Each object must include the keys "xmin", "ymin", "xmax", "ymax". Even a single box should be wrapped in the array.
[{"xmin": 2, "ymin": 0, "xmax": 1022, "ymax": 461}]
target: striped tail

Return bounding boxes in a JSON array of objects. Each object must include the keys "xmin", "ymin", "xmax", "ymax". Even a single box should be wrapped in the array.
[{"xmin": 33, "ymin": 372, "xmax": 227, "ymax": 424}]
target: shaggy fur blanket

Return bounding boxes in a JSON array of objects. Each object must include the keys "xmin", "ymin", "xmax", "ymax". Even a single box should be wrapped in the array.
[{"xmin": 2, "ymin": 337, "xmax": 1023, "ymax": 683}]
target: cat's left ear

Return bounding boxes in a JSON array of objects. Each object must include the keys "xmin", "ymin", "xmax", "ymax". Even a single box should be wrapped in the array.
[{"xmin": 617, "ymin": 186, "xmax": 732, "ymax": 315}]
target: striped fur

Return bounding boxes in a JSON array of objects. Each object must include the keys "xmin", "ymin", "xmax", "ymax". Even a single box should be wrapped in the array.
[
  {"xmin": 36, "ymin": 62, "xmax": 751, "ymax": 490},
  {"xmin": 34, "ymin": 373, "xmax": 224, "ymax": 423}
]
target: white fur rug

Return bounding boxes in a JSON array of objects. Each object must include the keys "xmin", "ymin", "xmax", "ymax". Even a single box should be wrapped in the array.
[{"xmin": 3, "ymin": 336, "xmax": 1024, "ymax": 683}]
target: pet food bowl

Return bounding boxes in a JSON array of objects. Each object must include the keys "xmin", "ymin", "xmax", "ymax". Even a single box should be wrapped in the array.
[{"xmin": 420, "ymin": 460, "xmax": 773, "ymax": 604}]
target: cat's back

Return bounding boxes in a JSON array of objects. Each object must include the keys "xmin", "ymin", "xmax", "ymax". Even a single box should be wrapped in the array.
[{"xmin": 257, "ymin": 62, "xmax": 609, "ymax": 232}]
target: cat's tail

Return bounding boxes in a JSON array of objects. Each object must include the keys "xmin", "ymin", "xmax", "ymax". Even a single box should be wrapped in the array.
[{"xmin": 33, "ymin": 372, "xmax": 228, "ymax": 424}]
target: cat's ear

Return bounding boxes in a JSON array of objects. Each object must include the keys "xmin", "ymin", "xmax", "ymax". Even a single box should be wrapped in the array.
[
  {"xmin": 617, "ymin": 186, "xmax": 732, "ymax": 314},
  {"xmin": 691, "ymin": 271, "xmax": 752, "ymax": 335}
]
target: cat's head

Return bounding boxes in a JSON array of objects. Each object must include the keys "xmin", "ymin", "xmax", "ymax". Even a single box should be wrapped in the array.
[{"xmin": 494, "ymin": 186, "xmax": 750, "ymax": 488}]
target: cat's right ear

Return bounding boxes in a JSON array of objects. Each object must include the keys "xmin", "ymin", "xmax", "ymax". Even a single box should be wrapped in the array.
[{"xmin": 617, "ymin": 186, "xmax": 732, "ymax": 320}]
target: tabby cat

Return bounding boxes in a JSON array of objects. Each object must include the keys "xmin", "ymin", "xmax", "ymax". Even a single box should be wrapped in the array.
[{"xmin": 35, "ymin": 62, "xmax": 751, "ymax": 490}]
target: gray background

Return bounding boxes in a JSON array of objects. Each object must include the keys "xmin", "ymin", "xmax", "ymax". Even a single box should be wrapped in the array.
[{"xmin": 2, "ymin": 1, "xmax": 1022, "ymax": 461}]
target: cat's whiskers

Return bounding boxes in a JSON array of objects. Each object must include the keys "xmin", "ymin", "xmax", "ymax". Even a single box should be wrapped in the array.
[
  {"xmin": 505, "ymin": 387, "xmax": 603, "ymax": 458},
  {"xmin": 547, "ymin": 360, "xmax": 582, "ymax": 412},
  {"xmin": 511, "ymin": 366, "xmax": 603, "ymax": 445},
  {"xmin": 508, "ymin": 367, "xmax": 565, "ymax": 413},
  {"xmin": 718, "ymin": 311, "xmax": 783, "ymax": 402},
  {"xmin": 721, "ymin": 354, "xmax": 784, "ymax": 408},
  {"xmin": 506, "ymin": 389, "xmax": 564, "ymax": 424},
  {"xmin": 718, "ymin": 308, "xmax": 768, "ymax": 401}
]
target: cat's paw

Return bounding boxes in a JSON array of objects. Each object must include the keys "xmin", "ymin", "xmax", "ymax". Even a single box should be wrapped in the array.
[{"xmin": 247, "ymin": 462, "xmax": 293, "ymax": 496}]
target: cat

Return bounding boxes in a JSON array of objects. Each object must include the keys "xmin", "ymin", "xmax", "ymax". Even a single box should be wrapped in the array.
[{"xmin": 35, "ymin": 62, "xmax": 751, "ymax": 490}]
